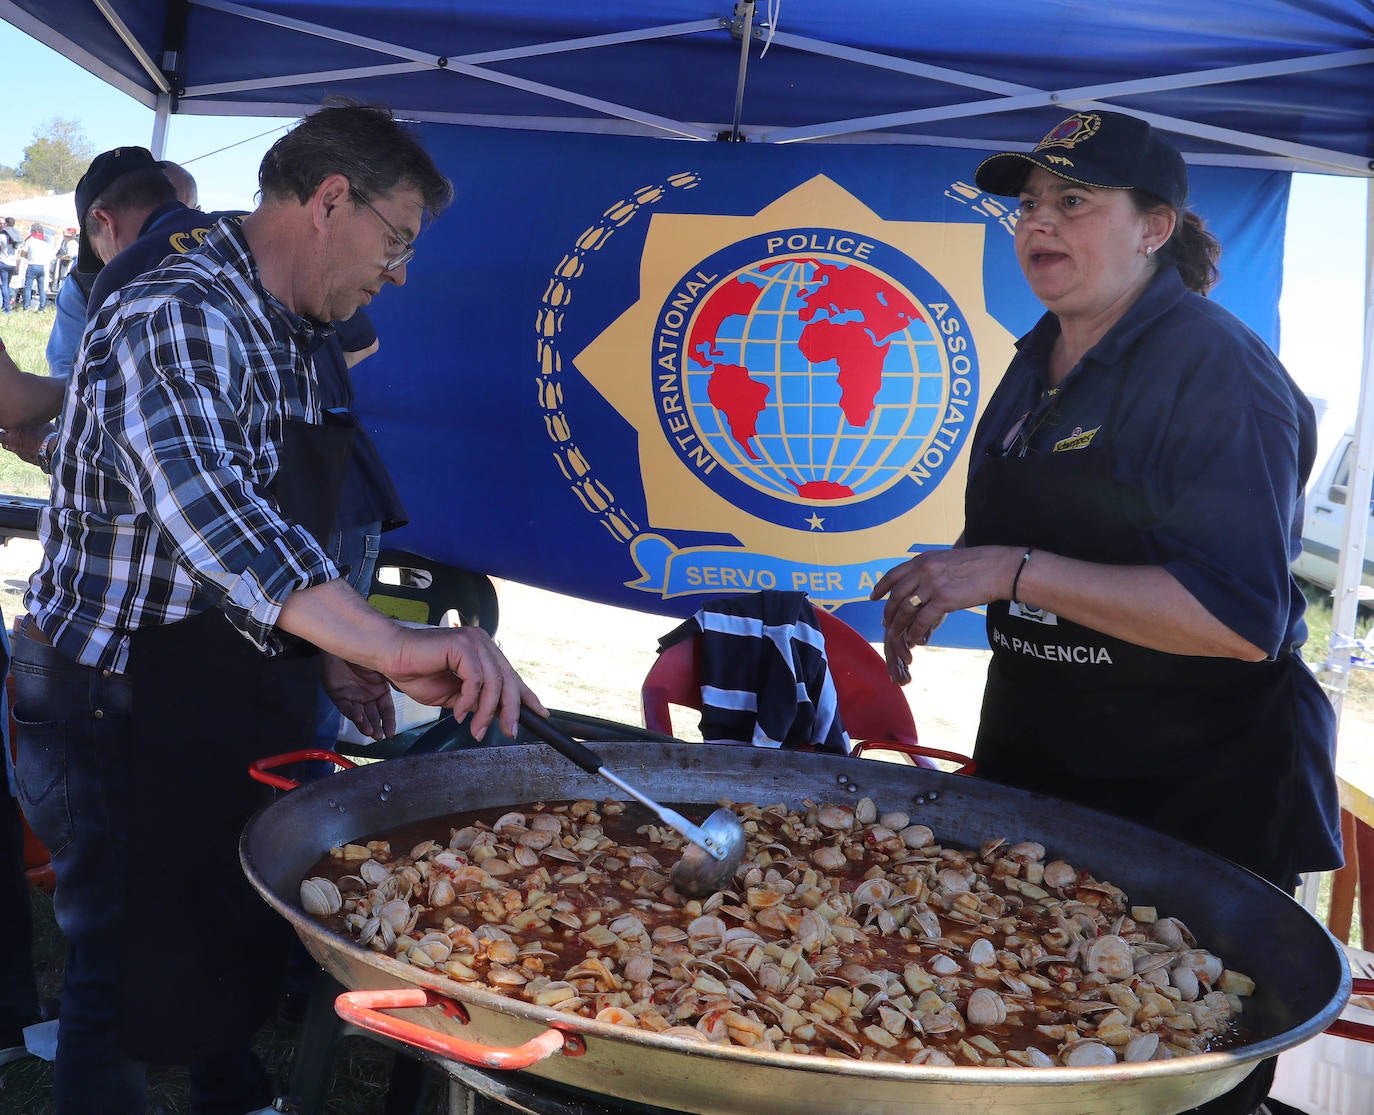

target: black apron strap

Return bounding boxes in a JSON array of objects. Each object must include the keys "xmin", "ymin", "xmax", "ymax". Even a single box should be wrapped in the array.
[{"xmin": 271, "ymin": 411, "xmax": 356, "ymax": 544}]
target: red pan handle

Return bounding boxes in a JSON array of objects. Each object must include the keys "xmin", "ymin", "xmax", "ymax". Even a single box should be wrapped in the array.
[
  {"xmin": 335, "ymin": 988, "xmax": 585, "ymax": 1067},
  {"xmin": 248, "ymin": 749, "xmax": 356, "ymax": 791},
  {"xmin": 1327, "ymin": 977, "xmax": 1374, "ymax": 1044},
  {"xmin": 851, "ymin": 738, "xmax": 977, "ymax": 775}
]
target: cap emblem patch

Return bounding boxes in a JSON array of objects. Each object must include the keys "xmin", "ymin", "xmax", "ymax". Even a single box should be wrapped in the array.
[{"xmin": 1036, "ymin": 113, "xmax": 1101, "ymax": 152}]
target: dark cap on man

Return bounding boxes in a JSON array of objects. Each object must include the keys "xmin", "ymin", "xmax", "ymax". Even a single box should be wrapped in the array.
[
  {"xmin": 974, "ymin": 110, "xmax": 1188, "ymax": 209},
  {"xmin": 74, "ymin": 146, "xmax": 159, "ymax": 273}
]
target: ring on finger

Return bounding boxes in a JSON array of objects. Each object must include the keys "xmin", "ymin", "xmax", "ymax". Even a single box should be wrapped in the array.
[{"xmin": 907, "ymin": 592, "xmax": 923, "ymax": 608}]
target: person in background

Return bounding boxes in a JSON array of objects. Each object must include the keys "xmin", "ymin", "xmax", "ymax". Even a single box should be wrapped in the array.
[
  {"xmin": 82, "ymin": 161, "xmax": 220, "ymax": 313},
  {"xmin": 40, "ymin": 258, "xmax": 88, "ymax": 384},
  {"xmin": 158, "ymin": 159, "xmax": 199, "ymax": 210},
  {"xmin": 11, "ymin": 100, "xmax": 544, "ymax": 1115},
  {"xmin": 1, "ymin": 148, "xmax": 184, "ymax": 466},
  {"xmin": 309, "ymin": 310, "xmax": 402, "ymax": 750},
  {"xmin": 0, "ymin": 218, "xmax": 20, "ymax": 314},
  {"xmin": 873, "ymin": 110, "xmax": 1340, "ymax": 1115},
  {"xmin": 42, "ymin": 152, "xmax": 198, "ymax": 388},
  {"xmin": 18, "ymin": 225, "xmax": 53, "ymax": 312},
  {"xmin": 0, "ymin": 335, "xmax": 67, "ymax": 1068},
  {"xmin": 52, "ymin": 227, "xmax": 80, "ymax": 291}
]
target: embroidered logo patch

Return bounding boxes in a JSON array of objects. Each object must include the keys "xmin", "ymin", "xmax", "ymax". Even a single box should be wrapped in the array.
[
  {"xmin": 1036, "ymin": 113, "xmax": 1101, "ymax": 152},
  {"xmin": 1009, "ymin": 601, "xmax": 1058, "ymax": 625},
  {"xmin": 1052, "ymin": 425, "xmax": 1099, "ymax": 453}
]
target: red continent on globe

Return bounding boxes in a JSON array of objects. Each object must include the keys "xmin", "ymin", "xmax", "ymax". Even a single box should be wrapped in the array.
[{"xmin": 686, "ymin": 257, "xmax": 923, "ymax": 500}]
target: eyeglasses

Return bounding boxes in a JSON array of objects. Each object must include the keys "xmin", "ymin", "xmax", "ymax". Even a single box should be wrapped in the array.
[
  {"xmin": 349, "ymin": 185, "xmax": 416, "ymax": 271},
  {"xmin": 998, "ymin": 387, "xmax": 1061, "ymax": 458}
]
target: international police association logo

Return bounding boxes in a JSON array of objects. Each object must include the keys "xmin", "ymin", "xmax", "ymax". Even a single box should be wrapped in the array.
[
  {"xmin": 556, "ymin": 174, "xmax": 1012, "ymax": 607},
  {"xmin": 652, "ymin": 229, "xmax": 976, "ymax": 532}
]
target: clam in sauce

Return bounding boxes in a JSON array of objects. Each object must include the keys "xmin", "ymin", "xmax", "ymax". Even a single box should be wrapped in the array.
[{"xmin": 300, "ymin": 797, "xmax": 1255, "ymax": 1068}]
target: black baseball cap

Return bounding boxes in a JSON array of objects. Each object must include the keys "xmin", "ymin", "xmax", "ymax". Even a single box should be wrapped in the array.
[
  {"xmin": 975, "ymin": 111, "xmax": 1188, "ymax": 209},
  {"xmin": 74, "ymin": 146, "xmax": 159, "ymax": 273}
]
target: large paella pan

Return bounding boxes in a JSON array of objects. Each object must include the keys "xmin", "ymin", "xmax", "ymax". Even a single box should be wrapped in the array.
[{"xmin": 241, "ymin": 742, "xmax": 1349, "ymax": 1115}]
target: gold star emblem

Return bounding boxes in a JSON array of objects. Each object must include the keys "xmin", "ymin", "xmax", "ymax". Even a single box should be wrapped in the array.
[{"xmin": 574, "ymin": 175, "xmax": 1010, "ymax": 562}]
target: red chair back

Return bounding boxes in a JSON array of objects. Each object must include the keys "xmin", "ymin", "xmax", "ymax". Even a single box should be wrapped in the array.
[
  {"xmin": 640, "ymin": 604, "xmax": 974, "ymax": 772},
  {"xmin": 810, "ymin": 607, "xmax": 919, "ymax": 750}
]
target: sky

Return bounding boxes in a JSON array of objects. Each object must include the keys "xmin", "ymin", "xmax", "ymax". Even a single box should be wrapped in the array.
[{"xmin": 0, "ymin": 19, "xmax": 1368, "ymax": 424}]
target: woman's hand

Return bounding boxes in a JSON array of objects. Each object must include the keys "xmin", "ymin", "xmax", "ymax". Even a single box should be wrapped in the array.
[
  {"xmin": 871, "ymin": 546, "xmax": 1269, "ymax": 673},
  {"xmin": 871, "ymin": 546, "xmax": 1025, "ymax": 683}
]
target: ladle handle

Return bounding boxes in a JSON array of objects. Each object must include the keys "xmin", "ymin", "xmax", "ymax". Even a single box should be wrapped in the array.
[
  {"xmin": 519, "ymin": 706, "xmax": 606, "ymax": 775},
  {"xmin": 517, "ymin": 706, "xmax": 722, "ymax": 858}
]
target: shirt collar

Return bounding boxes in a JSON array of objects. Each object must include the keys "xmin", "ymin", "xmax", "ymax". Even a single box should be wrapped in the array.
[
  {"xmin": 138, "ymin": 199, "xmax": 194, "ymax": 238},
  {"xmin": 1013, "ymin": 265, "xmax": 1190, "ymax": 376},
  {"xmin": 202, "ymin": 216, "xmax": 325, "ymax": 347}
]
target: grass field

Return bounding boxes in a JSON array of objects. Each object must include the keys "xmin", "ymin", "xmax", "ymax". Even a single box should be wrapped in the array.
[{"xmin": 0, "ymin": 307, "xmax": 56, "ymax": 500}]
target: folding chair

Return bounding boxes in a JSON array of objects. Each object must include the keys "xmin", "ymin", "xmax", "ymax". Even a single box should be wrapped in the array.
[
  {"xmin": 367, "ymin": 548, "xmax": 498, "ymax": 633},
  {"xmin": 641, "ymin": 603, "xmax": 974, "ymax": 772}
]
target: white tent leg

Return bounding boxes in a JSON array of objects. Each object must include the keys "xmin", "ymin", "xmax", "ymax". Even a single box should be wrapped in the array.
[
  {"xmin": 1309, "ymin": 178, "xmax": 1374, "ymax": 913},
  {"xmin": 149, "ymin": 91, "xmax": 172, "ymax": 159},
  {"xmin": 1322, "ymin": 180, "xmax": 1374, "ymax": 716}
]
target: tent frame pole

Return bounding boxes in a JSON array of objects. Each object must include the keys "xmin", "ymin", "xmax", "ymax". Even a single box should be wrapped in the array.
[
  {"xmin": 150, "ymin": 92, "xmax": 171, "ymax": 157},
  {"xmin": 91, "ymin": 0, "xmax": 171, "ymax": 94},
  {"xmin": 1323, "ymin": 181, "xmax": 1374, "ymax": 718},
  {"xmin": 727, "ymin": 0, "xmax": 756, "ymax": 142}
]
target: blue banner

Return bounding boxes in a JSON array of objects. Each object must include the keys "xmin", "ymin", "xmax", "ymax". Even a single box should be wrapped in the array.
[{"xmin": 357, "ymin": 125, "xmax": 1289, "ymax": 645}]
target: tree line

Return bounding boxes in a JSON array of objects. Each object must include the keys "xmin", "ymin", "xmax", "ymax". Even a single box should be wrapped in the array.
[{"xmin": 0, "ymin": 118, "xmax": 94, "ymax": 202}]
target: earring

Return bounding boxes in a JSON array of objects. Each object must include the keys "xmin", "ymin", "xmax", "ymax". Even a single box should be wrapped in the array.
[{"xmin": 1142, "ymin": 244, "xmax": 1155, "ymax": 258}]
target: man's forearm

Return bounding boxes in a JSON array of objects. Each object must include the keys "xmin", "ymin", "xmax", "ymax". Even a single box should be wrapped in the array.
[
  {"xmin": 276, "ymin": 577, "xmax": 403, "ymax": 672},
  {"xmin": 0, "ymin": 351, "xmax": 64, "ymax": 428}
]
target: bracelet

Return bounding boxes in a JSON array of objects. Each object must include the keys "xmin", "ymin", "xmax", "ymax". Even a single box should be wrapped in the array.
[
  {"xmin": 1010, "ymin": 548, "xmax": 1033, "ymax": 605},
  {"xmin": 37, "ymin": 430, "xmax": 58, "ymax": 474}
]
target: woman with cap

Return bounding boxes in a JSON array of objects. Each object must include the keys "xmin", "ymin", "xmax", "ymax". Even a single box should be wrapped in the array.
[{"xmin": 873, "ymin": 110, "xmax": 1340, "ymax": 1111}]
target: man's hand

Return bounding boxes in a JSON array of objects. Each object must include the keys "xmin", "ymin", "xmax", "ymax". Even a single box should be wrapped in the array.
[
  {"xmin": 321, "ymin": 653, "xmax": 397, "ymax": 741},
  {"xmin": 278, "ymin": 579, "xmax": 548, "ymax": 741},
  {"xmin": 380, "ymin": 624, "xmax": 544, "ymax": 741},
  {"xmin": 0, "ymin": 422, "xmax": 54, "ymax": 467}
]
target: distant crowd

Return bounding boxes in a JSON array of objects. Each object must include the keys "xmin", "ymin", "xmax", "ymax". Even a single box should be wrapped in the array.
[{"xmin": 0, "ymin": 217, "xmax": 81, "ymax": 313}]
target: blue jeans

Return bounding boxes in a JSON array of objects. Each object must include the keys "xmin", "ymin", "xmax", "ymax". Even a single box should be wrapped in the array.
[
  {"xmin": 9, "ymin": 632, "xmax": 271, "ymax": 1114},
  {"xmin": 0, "ymin": 622, "xmax": 40, "ymax": 1040},
  {"xmin": 21, "ymin": 265, "xmax": 46, "ymax": 311},
  {"xmin": 0, "ymin": 263, "xmax": 14, "ymax": 311}
]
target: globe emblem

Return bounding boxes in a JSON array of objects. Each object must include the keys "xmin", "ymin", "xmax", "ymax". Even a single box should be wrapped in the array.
[{"xmin": 678, "ymin": 252, "xmax": 955, "ymax": 512}]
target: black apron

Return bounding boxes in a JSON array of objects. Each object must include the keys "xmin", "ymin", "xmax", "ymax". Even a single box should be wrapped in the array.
[
  {"xmin": 964, "ymin": 369, "xmax": 1317, "ymax": 890},
  {"xmin": 119, "ymin": 415, "xmax": 354, "ymax": 1062}
]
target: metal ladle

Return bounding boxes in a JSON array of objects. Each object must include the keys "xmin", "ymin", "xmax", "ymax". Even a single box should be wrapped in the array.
[{"xmin": 517, "ymin": 708, "xmax": 746, "ymax": 897}]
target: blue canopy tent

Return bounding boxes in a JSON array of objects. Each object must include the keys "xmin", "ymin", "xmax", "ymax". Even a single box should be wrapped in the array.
[
  {"xmin": 1, "ymin": 1, "xmax": 1371, "ymax": 661},
  {"xmin": 3, "ymin": 1, "xmax": 1372, "ymax": 167}
]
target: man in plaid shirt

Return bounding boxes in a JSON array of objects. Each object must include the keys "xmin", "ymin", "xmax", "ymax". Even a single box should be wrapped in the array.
[{"xmin": 11, "ymin": 102, "xmax": 545, "ymax": 1115}]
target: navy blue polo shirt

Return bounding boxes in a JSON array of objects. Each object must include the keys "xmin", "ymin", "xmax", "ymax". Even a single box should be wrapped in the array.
[
  {"xmin": 969, "ymin": 265, "xmax": 1317, "ymax": 660},
  {"xmin": 88, "ymin": 202, "xmax": 244, "ymax": 314}
]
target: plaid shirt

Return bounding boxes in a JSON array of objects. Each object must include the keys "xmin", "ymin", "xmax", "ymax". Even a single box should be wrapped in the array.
[{"xmin": 27, "ymin": 218, "xmax": 339, "ymax": 673}]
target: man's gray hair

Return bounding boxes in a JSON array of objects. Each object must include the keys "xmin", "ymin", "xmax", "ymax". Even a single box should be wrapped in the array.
[{"xmin": 258, "ymin": 99, "xmax": 453, "ymax": 217}]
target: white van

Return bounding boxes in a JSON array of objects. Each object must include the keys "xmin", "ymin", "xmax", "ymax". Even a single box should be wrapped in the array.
[{"xmin": 1293, "ymin": 428, "xmax": 1374, "ymax": 594}]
